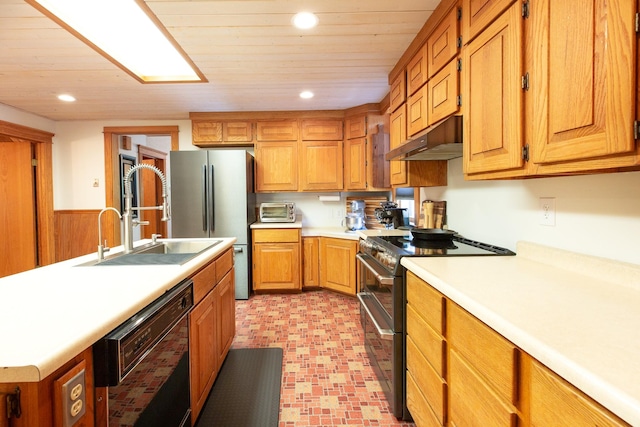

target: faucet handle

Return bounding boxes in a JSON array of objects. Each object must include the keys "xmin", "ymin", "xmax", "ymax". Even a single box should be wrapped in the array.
[{"xmin": 152, "ymin": 234, "xmax": 161, "ymax": 244}]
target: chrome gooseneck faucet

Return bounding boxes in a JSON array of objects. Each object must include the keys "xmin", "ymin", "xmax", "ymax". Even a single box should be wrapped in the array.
[
  {"xmin": 122, "ymin": 163, "xmax": 170, "ymax": 254},
  {"xmin": 97, "ymin": 207, "xmax": 122, "ymax": 261}
]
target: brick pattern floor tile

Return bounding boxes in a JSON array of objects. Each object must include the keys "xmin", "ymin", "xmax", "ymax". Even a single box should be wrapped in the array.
[{"xmin": 232, "ymin": 289, "xmax": 415, "ymax": 427}]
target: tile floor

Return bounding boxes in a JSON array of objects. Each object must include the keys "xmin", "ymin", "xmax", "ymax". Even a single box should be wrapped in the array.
[{"xmin": 232, "ymin": 289, "xmax": 415, "ymax": 427}]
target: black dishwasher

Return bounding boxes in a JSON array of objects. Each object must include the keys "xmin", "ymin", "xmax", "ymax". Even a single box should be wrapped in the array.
[{"xmin": 94, "ymin": 279, "xmax": 193, "ymax": 427}]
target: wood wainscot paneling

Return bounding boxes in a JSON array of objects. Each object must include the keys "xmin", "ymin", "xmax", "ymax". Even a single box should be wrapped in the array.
[{"xmin": 54, "ymin": 210, "xmax": 100, "ymax": 262}]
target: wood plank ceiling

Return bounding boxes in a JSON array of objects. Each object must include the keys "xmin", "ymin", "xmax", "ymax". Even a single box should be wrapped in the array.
[{"xmin": 0, "ymin": 0, "xmax": 439, "ymax": 121}]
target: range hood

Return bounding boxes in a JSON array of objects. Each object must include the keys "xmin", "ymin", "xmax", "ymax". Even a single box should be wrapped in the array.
[{"xmin": 385, "ymin": 115, "xmax": 463, "ymax": 161}]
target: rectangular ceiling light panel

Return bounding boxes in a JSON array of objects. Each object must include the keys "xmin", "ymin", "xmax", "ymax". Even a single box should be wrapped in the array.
[{"xmin": 26, "ymin": 0, "xmax": 206, "ymax": 83}]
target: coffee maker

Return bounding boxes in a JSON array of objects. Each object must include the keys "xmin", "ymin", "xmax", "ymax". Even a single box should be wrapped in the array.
[{"xmin": 374, "ymin": 201, "xmax": 407, "ymax": 229}]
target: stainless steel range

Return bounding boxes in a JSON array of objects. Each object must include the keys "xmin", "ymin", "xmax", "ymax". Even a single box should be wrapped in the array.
[{"xmin": 356, "ymin": 233, "xmax": 514, "ymax": 421}]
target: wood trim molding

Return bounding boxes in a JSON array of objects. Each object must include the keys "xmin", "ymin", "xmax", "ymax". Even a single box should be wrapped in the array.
[{"xmin": 0, "ymin": 120, "xmax": 55, "ymax": 144}]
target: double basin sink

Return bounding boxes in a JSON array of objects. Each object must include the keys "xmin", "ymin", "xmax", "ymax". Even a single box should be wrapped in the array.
[{"xmin": 77, "ymin": 239, "xmax": 222, "ymax": 266}]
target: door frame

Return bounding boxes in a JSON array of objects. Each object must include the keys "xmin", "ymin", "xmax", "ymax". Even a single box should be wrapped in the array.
[
  {"xmin": 103, "ymin": 126, "xmax": 179, "ymax": 246},
  {"xmin": 0, "ymin": 120, "xmax": 55, "ymax": 266}
]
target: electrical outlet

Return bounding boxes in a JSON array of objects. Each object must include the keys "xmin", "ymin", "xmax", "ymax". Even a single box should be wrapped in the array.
[
  {"xmin": 58, "ymin": 366, "xmax": 86, "ymax": 427},
  {"xmin": 539, "ymin": 197, "xmax": 556, "ymax": 226}
]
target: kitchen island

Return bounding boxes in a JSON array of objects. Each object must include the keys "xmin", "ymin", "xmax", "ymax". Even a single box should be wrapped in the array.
[
  {"xmin": 402, "ymin": 241, "xmax": 640, "ymax": 426},
  {"xmin": 0, "ymin": 237, "xmax": 236, "ymax": 425}
]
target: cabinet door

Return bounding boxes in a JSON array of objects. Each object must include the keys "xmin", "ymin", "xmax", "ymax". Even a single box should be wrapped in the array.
[
  {"xmin": 299, "ymin": 140, "xmax": 344, "ymax": 191},
  {"xmin": 223, "ymin": 121, "xmax": 253, "ymax": 143},
  {"xmin": 301, "ymin": 119, "xmax": 343, "ymax": 141},
  {"xmin": 407, "ymin": 44, "xmax": 429, "ymax": 95},
  {"xmin": 256, "ymin": 120, "xmax": 299, "ymax": 141},
  {"xmin": 345, "ymin": 115, "xmax": 366, "ymax": 139},
  {"xmin": 529, "ymin": 359, "xmax": 629, "ymax": 427},
  {"xmin": 461, "ymin": 0, "xmax": 515, "ymax": 43},
  {"xmin": 302, "ymin": 237, "xmax": 320, "ymax": 288},
  {"xmin": 531, "ymin": 0, "xmax": 636, "ymax": 165},
  {"xmin": 255, "ymin": 141, "xmax": 298, "ymax": 191},
  {"xmin": 407, "ymin": 85, "xmax": 429, "ymax": 136},
  {"xmin": 319, "ymin": 238, "xmax": 357, "ymax": 296},
  {"xmin": 389, "ymin": 104, "xmax": 408, "ymax": 185},
  {"xmin": 344, "ymin": 137, "xmax": 367, "ymax": 190},
  {"xmin": 192, "ymin": 121, "xmax": 222, "ymax": 143},
  {"xmin": 428, "ymin": 4, "xmax": 460, "ymax": 78},
  {"xmin": 389, "ymin": 72, "xmax": 407, "ymax": 113},
  {"xmin": 253, "ymin": 243, "xmax": 301, "ymax": 291},
  {"xmin": 463, "ymin": 3, "xmax": 524, "ymax": 175},
  {"xmin": 428, "ymin": 58, "xmax": 460, "ymax": 126},
  {"xmin": 189, "ymin": 290, "xmax": 218, "ymax": 420},
  {"xmin": 216, "ymin": 269, "xmax": 235, "ymax": 365}
]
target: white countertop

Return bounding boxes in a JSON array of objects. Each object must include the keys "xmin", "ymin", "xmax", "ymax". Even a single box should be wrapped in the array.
[
  {"xmin": 401, "ymin": 241, "xmax": 640, "ymax": 426},
  {"xmin": 0, "ymin": 237, "xmax": 236, "ymax": 383}
]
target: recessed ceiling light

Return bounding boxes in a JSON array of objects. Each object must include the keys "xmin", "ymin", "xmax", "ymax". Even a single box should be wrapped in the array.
[
  {"xmin": 292, "ymin": 12, "xmax": 319, "ymax": 30},
  {"xmin": 58, "ymin": 94, "xmax": 76, "ymax": 102},
  {"xmin": 26, "ymin": 0, "xmax": 206, "ymax": 83},
  {"xmin": 300, "ymin": 91, "xmax": 314, "ymax": 99}
]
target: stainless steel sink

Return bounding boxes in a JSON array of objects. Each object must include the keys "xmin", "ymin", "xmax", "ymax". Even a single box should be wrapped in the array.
[{"xmin": 76, "ymin": 239, "xmax": 222, "ymax": 266}]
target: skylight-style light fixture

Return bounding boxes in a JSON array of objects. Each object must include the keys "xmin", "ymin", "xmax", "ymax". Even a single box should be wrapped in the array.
[
  {"xmin": 292, "ymin": 12, "xmax": 319, "ymax": 30},
  {"xmin": 26, "ymin": 0, "xmax": 206, "ymax": 83}
]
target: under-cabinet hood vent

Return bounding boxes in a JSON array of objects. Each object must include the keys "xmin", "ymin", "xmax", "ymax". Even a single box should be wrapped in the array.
[{"xmin": 385, "ymin": 115, "xmax": 463, "ymax": 161}]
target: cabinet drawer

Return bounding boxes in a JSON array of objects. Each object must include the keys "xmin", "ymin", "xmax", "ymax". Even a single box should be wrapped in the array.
[
  {"xmin": 215, "ymin": 248, "xmax": 233, "ymax": 283},
  {"xmin": 407, "ymin": 336, "xmax": 446, "ymax": 424},
  {"xmin": 407, "ymin": 371, "xmax": 445, "ymax": 427},
  {"xmin": 407, "ymin": 303, "xmax": 445, "ymax": 377},
  {"xmin": 256, "ymin": 120, "xmax": 299, "ymax": 141},
  {"xmin": 448, "ymin": 303, "xmax": 518, "ymax": 403},
  {"xmin": 406, "ymin": 271, "xmax": 444, "ymax": 335},
  {"xmin": 530, "ymin": 359, "xmax": 629, "ymax": 427},
  {"xmin": 449, "ymin": 349, "xmax": 517, "ymax": 427},
  {"xmin": 301, "ymin": 119, "xmax": 343, "ymax": 141},
  {"xmin": 192, "ymin": 260, "xmax": 216, "ymax": 305},
  {"xmin": 253, "ymin": 228, "xmax": 300, "ymax": 243}
]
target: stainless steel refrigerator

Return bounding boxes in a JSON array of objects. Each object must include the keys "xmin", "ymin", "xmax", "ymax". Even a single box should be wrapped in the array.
[{"xmin": 169, "ymin": 149, "xmax": 256, "ymax": 299}]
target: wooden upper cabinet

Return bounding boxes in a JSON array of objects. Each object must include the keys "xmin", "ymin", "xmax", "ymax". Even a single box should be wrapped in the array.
[
  {"xmin": 299, "ymin": 140, "xmax": 344, "ymax": 191},
  {"xmin": 389, "ymin": 71, "xmax": 407, "ymax": 113},
  {"xmin": 192, "ymin": 121, "xmax": 222, "ymax": 143},
  {"xmin": 461, "ymin": 0, "xmax": 515, "ymax": 43},
  {"xmin": 345, "ymin": 115, "xmax": 367, "ymax": 139},
  {"xmin": 223, "ymin": 122, "xmax": 253, "ymax": 143},
  {"xmin": 301, "ymin": 119, "xmax": 343, "ymax": 141},
  {"xmin": 256, "ymin": 120, "xmax": 299, "ymax": 141},
  {"xmin": 427, "ymin": 4, "xmax": 460, "ymax": 78},
  {"xmin": 390, "ymin": 104, "xmax": 407, "ymax": 184},
  {"xmin": 428, "ymin": 58, "xmax": 460, "ymax": 126},
  {"xmin": 255, "ymin": 141, "xmax": 298, "ymax": 191},
  {"xmin": 463, "ymin": 2, "xmax": 524, "ymax": 175},
  {"xmin": 407, "ymin": 85, "xmax": 429, "ymax": 136},
  {"xmin": 407, "ymin": 44, "xmax": 429, "ymax": 96},
  {"xmin": 344, "ymin": 137, "xmax": 367, "ymax": 190},
  {"xmin": 530, "ymin": 0, "xmax": 636, "ymax": 166}
]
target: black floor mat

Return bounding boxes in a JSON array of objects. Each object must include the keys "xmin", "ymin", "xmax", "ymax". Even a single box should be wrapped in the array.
[{"xmin": 194, "ymin": 348, "xmax": 283, "ymax": 427}]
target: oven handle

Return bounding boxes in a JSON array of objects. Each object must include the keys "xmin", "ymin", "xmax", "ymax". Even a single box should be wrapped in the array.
[
  {"xmin": 357, "ymin": 292, "xmax": 394, "ymax": 340},
  {"xmin": 356, "ymin": 253, "xmax": 395, "ymax": 285}
]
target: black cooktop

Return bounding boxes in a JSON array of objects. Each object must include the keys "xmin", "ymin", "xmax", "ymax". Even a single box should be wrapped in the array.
[{"xmin": 377, "ymin": 235, "xmax": 515, "ymax": 257}]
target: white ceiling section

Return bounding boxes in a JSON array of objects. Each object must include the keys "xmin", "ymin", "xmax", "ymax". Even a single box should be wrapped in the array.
[{"xmin": 0, "ymin": 0, "xmax": 439, "ymax": 121}]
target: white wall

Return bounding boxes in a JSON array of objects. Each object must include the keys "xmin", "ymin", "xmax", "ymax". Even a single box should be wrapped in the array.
[{"xmin": 421, "ymin": 158, "xmax": 640, "ymax": 265}]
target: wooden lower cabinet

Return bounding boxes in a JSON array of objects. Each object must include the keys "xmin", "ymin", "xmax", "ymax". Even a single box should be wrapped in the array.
[
  {"xmin": 189, "ymin": 248, "xmax": 235, "ymax": 423},
  {"xmin": 405, "ymin": 271, "xmax": 630, "ymax": 427},
  {"xmin": 319, "ymin": 237, "xmax": 357, "ymax": 296},
  {"xmin": 302, "ymin": 237, "xmax": 320, "ymax": 288},
  {"xmin": 253, "ymin": 228, "xmax": 302, "ymax": 292}
]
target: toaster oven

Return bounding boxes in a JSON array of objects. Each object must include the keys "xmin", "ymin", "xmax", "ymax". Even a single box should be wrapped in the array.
[{"xmin": 259, "ymin": 202, "xmax": 296, "ymax": 223}]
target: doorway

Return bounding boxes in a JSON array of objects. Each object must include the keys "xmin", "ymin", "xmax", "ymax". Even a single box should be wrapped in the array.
[{"xmin": 102, "ymin": 126, "xmax": 179, "ymax": 247}]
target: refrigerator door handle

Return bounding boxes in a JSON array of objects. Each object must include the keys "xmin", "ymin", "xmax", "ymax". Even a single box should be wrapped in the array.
[
  {"xmin": 202, "ymin": 164, "xmax": 208, "ymax": 232},
  {"xmin": 234, "ymin": 246, "xmax": 243, "ymax": 253},
  {"xmin": 210, "ymin": 164, "xmax": 215, "ymax": 232}
]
